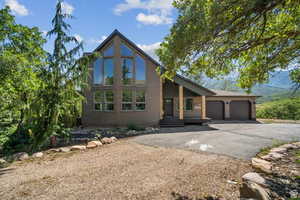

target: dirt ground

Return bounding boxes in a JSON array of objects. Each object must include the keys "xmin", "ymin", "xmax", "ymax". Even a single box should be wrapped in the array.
[{"xmin": 0, "ymin": 140, "xmax": 251, "ymax": 200}]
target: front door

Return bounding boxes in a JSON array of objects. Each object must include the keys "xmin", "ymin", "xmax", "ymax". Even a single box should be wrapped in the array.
[{"xmin": 163, "ymin": 98, "xmax": 173, "ymax": 117}]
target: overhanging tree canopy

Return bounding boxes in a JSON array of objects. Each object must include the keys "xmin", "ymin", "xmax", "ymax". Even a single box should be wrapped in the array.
[{"xmin": 156, "ymin": 0, "xmax": 300, "ymax": 90}]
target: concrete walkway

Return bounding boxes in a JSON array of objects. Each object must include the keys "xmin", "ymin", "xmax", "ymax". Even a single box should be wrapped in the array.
[{"xmin": 133, "ymin": 123, "xmax": 300, "ymax": 160}]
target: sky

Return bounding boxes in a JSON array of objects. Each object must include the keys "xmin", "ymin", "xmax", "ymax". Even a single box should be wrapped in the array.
[{"xmin": 1, "ymin": 0, "xmax": 176, "ymax": 60}]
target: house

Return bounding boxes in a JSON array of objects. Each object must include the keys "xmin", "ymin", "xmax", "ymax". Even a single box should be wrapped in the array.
[{"xmin": 82, "ymin": 30, "xmax": 258, "ymax": 127}]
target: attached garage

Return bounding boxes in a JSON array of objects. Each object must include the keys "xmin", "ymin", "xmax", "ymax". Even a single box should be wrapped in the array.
[
  {"xmin": 230, "ymin": 101, "xmax": 251, "ymax": 120},
  {"xmin": 206, "ymin": 101, "xmax": 224, "ymax": 120}
]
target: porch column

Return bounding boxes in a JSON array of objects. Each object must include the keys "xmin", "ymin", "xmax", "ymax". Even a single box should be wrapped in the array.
[
  {"xmin": 179, "ymin": 85, "xmax": 184, "ymax": 120},
  {"xmin": 201, "ymin": 96, "xmax": 206, "ymax": 119}
]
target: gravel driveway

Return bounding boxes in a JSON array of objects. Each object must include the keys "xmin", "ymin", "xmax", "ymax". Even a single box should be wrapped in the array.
[
  {"xmin": 133, "ymin": 123, "xmax": 300, "ymax": 160},
  {"xmin": 0, "ymin": 141, "xmax": 250, "ymax": 200}
]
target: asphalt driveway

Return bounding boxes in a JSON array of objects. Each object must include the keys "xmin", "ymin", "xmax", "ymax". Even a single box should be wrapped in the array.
[{"xmin": 133, "ymin": 123, "xmax": 300, "ymax": 160}]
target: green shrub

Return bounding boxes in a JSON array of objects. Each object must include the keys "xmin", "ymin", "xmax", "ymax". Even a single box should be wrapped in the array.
[
  {"xmin": 127, "ymin": 124, "xmax": 145, "ymax": 131},
  {"xmin": 257, "ymin": 97, "xmax": 300, "ymax": 120}
]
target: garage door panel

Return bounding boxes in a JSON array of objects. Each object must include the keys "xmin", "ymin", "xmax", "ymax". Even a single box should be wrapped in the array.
[
  {"xmin": 230, "ymin": 101, "xmax": 250, "ymax": 120},
  {"xmin": 206, "ymin": 101, "xmax": 224, "ymax": 120}
]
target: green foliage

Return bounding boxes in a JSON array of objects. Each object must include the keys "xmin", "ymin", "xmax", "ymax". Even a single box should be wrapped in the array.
[
  {"xmin": 257, "ymin": 97, "xmax": 300, "ymax": 120},
  {"xmin": 0, "ymin": 2, "xmax": 95, "ymax": 153},
  {"xmin": 157, "ymin": 0, "xmax": 300, "ymax": 90},
  {"xmin": 127, "ymin": 124, "xmax": 145, "ymax": 131}
]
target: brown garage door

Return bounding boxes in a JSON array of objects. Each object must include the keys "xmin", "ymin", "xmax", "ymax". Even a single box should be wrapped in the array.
[
  {"xmin": 206, "ymin": 101, "xmax": 224, "ymax": 120},
  {"xmin": 230, "ymin": 101, "xmax": 251, "ymax": 120}
]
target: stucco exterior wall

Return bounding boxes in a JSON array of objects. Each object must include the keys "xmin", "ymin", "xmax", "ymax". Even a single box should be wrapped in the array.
[{"xmin": 82, "ymin": 35, "xmax": 161, "ymax": 127}]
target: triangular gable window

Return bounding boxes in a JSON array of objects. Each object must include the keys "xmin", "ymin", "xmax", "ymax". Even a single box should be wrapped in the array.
[
  {"xmin": 103, "ymin": 44, "xmax": 114, "ymax": 57},
  {"xmin": 121, "ymin": 43, "xmax": 133, "ymax": 56}
]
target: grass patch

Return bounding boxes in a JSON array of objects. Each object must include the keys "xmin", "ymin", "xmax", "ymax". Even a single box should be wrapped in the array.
[{"xmin": 258, "ymin": 140, "xmax": 290, "ymax": 156}]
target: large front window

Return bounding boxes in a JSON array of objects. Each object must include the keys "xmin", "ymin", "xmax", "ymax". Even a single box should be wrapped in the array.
[
  {"xmin": 136, "ymin": 91, "xmax": 146, "ymax": 111},
  {"xmin": 94, "ymin": 91, "xmax": 114, "ymax": 111},
  {"xmin": 122, "ymin": 58, "xmax": 133, "ymax": 85},
  {"xmin": 122, "ymin": 90, "xmax": 133, "ymax": 111},
  {"xmin": 93, "ymin": 44, "xmax": 114, "ymax": 85},
  {"xmin": 135, "ymin": 55, "xmax": 146, "ymax": 84},
  {"xmin": 104, "ymin": 58, "xmax": 114, "ymax": 85}
]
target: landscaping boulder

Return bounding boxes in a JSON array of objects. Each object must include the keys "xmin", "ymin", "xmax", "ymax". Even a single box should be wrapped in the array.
[
  {"xmin": 270, "ymin": 147, "xmax": 286, "ymax": 154},
  {"xmin": 242, "ymin": 172, "xmax": 267, "ymax": 186},
  {"xmin": 86, "ymin": 141, "xmax": 97, "ymax": 149},
  {"xmin": 13, "ymin": 152, "xmax": 29, "ymax": 161},
  {"xmin": 261, "ymin": 152, "xmax": 284, "ymax": 161},
  {"xmin": 71, "ymin": 145, "xmax": 86, "ymax": 151},
  {"xmin": 240, "ymin": 181, "xmax": 271, "ymax": 200},
  {"xmin": 0, "ymin": 158, "xmax": 7, "ymax": 165},
  {"xmin": 59, "ymin": 147, "xmax": 71, "ymax": 153},
  {"xmin": 47, "ymin": 148, "xmax": 60, "ymax": 153},
  {"xmin": 89, "ymin": 140, "xmax": 103, "ymax": 146},
  {"xmin": 101, "ymin": 137, "xmax": 113, "ymax": 144},
  {"xmin": 110, "ymin": 137, "xmax": 117, "ymax": 142},
  {"xmin": 251, "ymin": 158, "xmax": 272, "ymax": 174},
  {"xmin": 32, "ymin": 152, "xmax": 43, "ymax": 158},
  {"xmin": 280, "ymin": 143, "xmax": 297, "ymax": 150}
]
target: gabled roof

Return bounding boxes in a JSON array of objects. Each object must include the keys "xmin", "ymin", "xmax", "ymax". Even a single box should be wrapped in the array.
[{"xmin": 91, "ymin": 29, "xmax": 216, "ymax": 96}]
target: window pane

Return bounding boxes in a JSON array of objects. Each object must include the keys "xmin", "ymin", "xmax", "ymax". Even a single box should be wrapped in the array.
[
  {"xmin": 93, "ymin": 58, "xmax": 102, "ymax": 84},
  {"xmin": 121, "ymin": 58, "xmax": 133, "ymax": 85},
  {"xmin": 94, "ymin": 91, "xmax": 103, "ymax": 102},
  {"xmin": 136, "ymin": 91, "xmax": 145, "ymax": 102},
  {"xmin": 105, "ymin": 91, "xmax": 114, "ymax": 102},
  {"xmin": 136, "ymin": 55, "xmax": 146, "ymax": 84},
  {"xmin": 136, "ymin": 103, "xmax": 145, "ymax": 111},
  {"xmin": 104, "ymin": 58, "xmax": 114, "ymax": 85},
  {"xmin": 106, "ymin": 103, "xmax": 114, "ymax": 111},
  {"xmin": 185, "ymin": 99, "xmax": 193, "ymax": 111},
  {"xmin": 122, "ymin": 103, "xmax": 132, "ymax": 111},
  {"xmin": 95, "ymin": 103, "xmax": 104, "ymax": 111},
  {"xmin": 122, "ymin": 90, "xmax": 132, "ymax": 102},
  {"xmin": 103, "ymin": 45, "xmax": 114, "ymax": 57},
  {"xmin": 121, "ymin": 43, "xmax": 133, "ymax": 56}
]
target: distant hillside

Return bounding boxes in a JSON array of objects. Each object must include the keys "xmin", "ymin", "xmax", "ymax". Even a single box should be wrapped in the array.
[{"xmin": 202, "ymin": 70, "xmax": 297, "ymax": 103}]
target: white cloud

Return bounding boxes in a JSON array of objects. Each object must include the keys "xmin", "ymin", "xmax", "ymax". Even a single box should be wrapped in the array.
[
  {"xmin": 61, "ymin": 2, "xmax": 74, "ymax": 15},
  {"xmin": 138, "ymin": 42, "xmax": 161, "ymax": 60},
  {"xmin": 88, "ymin": 36, "xmax": 107, "ymax": 44},
  {"xmin": 5, "ymin": 0, "xmax": 29, "ymax": 16},
  {"xmin": 74, "ymin": 34, "xmax": 83, "ymax": 43},
  {"xmin": 114, "ymin": 0, "xmax": 173, "ymax": 25},
  {"xmin": 136, "ymin": 13, "xmax": 172, "ymax": 25}
]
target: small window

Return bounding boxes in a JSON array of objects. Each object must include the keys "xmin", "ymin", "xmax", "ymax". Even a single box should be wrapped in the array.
[
  {"xmin": 121, "ymin": 43, "xmax": 133, "ymax": 56},
  {"xmin": 135, "ymin": 55, "xmax": 146, "ymax": 84},
  {"xmin": 104, "ymin": 58, "xmax": 114, "ymax": 85},
  {"xmin": 122, "ymin": 90, "xmax": 133, "ymax": 111},
  {"xmin": 94, "ymin": 91, "xmax": 114, "ymax": 111},
  {"xmin": 185, "ymin": 98, "xmax": 193, "ymax": 111},
  {"xmin": 121, "ymin": 58, "xmax": 133, "ymax": 85},
  {"xmin": 136, "ymin": 91, "xmax": 146, "ymax": 111},
  {"xmin": 103, "ymin": 45, "xmax": 114, "ymax": 57},
  {"xmin": 93, "ymin": 58, "xmax": 103, "ymax": 84}
]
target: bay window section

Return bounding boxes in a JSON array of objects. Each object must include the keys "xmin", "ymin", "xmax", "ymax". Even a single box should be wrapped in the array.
[
  {"xmin": 122, "ymin": 58, "xmax": 133, "ymax": 85},
  {"xmin": 104, "ymin": 58, "xmax": 114, "ymax": 85},
  {"xmin": 136, "ymin": 91, "xmax": 146, "ymax": 111},
  {"xmin": 94, "ymin": 91, "xmax": 114, "ymax": 111},
  {"xmin": 122, "ymin": 90, "xmax": 133, "ymax": 111},
  {"xmin": 135, "ymin": 55, "xmax": 146, "ymax": 84}
]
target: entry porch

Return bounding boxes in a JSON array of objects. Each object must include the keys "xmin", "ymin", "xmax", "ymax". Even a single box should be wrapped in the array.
[{"xmin": 159, "ymin": 78, "xmax": 214, "ymax": 127}]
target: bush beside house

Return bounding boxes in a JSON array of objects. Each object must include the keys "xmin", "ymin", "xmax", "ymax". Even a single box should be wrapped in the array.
[{"xmin": 257, "ymin": 97, "xmax": 300, "ymax": 120}]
